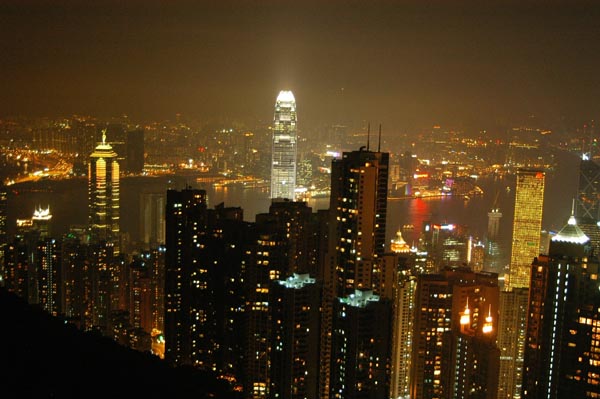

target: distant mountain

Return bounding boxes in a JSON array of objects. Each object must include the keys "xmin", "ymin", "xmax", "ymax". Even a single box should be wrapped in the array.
[{"xmin": 0, "ymin": 287, "xmax": 241, "ymax": 399}]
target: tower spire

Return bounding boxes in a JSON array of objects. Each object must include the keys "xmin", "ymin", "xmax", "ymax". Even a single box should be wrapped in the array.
[{"xmin": 378, "ymin": 124, "xmax": 381, "ymax": 152}]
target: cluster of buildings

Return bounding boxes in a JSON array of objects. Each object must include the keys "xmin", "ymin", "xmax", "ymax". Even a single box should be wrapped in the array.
[{"xmin": 1, "ymin": 91, "xmax": 600, "ymax": 399}]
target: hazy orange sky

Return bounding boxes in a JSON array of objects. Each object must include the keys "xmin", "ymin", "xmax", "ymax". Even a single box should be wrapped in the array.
[{"xmin": 1, "ymin": 0, "xmax": 599, "ymax": 131}]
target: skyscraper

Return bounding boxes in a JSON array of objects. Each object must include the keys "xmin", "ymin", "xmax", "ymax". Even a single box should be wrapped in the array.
[
  {"xmin": 575, "ymin": 155, "xmax": 600, "ymax": 255},
  {"xmin": 508, "ymin": 168, "xmax": 545, "ymax": 289},
  {"xmin": 330, "ymin": 289, "xmax": 392, "ymax": 399},
  {"xmin": 410, "ymin": 267, "xmax": 500, "ymax": 399},
  {"xmin": 498, "ymin": 168, "xmax": 545, "ymax": 399},
  {"xmin": 125, "ymin": 128, "xmax": 145, "ymax": 174},
  {"xmin": 88, "ymin": 129, "xmax": 120, "ymax": 253},
  {"xmin": 270, "ymin": 90, "xmax": 297, "ymax": 200},
  {"xmin": 245, "ymin": 200, "xmax": 318, "ymax": 398},
  {"xmin": 321, "ymin": 145, "xmax": 390, "ymax": 398},
  {"xmin": 270, "ymin": 274, "xmax": 321, "ymax": 399},
  {"xmin": 522, "ymin": 213, "xmax": 600, "ymax": 398},
  {"xmin": 485, "ymin": 199, "xmax": 504, "ymax": 275},
  {"xmin": 328, "ymin": 147, "xmax": 389, "ymax": 296},
  {"xmin": 164, "ymin": 187, "xmax": 208, "ymax": 366}
]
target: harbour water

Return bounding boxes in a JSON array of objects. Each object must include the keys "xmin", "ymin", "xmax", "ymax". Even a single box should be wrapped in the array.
[{"xmin": 6, "ymin": 149, "xmax": 581, "ymax": 252}]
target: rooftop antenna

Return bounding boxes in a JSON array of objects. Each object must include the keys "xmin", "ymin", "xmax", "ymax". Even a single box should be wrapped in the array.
[
  {"xmin": 366, "ymin": 122, "xmax": 370, "ymax": 151},
  {"xmin": 378, "ymin": 124, "xmax": 382, "ymax": 152},
  {"xmin": 572, "ymin": 197, "xmax": 575, "ymax": 216}
]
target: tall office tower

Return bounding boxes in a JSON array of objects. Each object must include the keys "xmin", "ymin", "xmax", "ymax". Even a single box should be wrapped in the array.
[
  {"xmin": 330, "ymin": 290, "xmax": 392, "ymax": 399},
  {"xmin": 104, "ymin": 123, "xmax": 127, "ymax": 166},
  {"xmin": 410, "ymin": 267, "xmax": 500, "ymax": 399},
  {"xmin": 508, "ymin": 168, "xmax": 545, "ymax": 289},
  {"xmin": 36, "ymin": 237, "xmax": 60, "ymax": 316},
  {"xmin": 270, "ymin": 90, "xmax": 297, "ymax": 200},
  {"xmin": 498, "ymin": 168, "xmax": 545, "ymax": 399},
  {"xmin": 140, "ymin": 192, "xmax": 166, "ymax": 247},
  {"xmin": 270, "ymin": 274, "xmax": 321, "ymax": 399},
  {"xmin": 32, "ymin": 205, "xmax": 52, "ymax": 239},
  {"xmin": 470, "ymin": 240, "xmax": 486, "ymax": 272},
  {"xmin": 522, "ymin": 213, "xmax": 600, "ymax": 398},
  {"xmin": 320, "ymin": 146, "xmax": 390, "ymax": 398},
  {"xmin": 245, "ymin": 200, "xmax": 318, "ymax": 398},
  {"xmin": 89, "ymin": 130, "xmax": 120, "ymax": 254},
  {"xmin": 164, "ymin": 187, "xmax": 208, "ymax": 366},
  {"xmin": 575, "ymin": 156, "xmax": 600, "ymax": 255},
  {"xmin": 497, "ymin": 288, "xmax": 529, "ymax": 399},
  {"xmin": 125, "ymin": 128, "xmax": 144, "ymax": 174},
  {"xmin": 486, "ymin": 205, "xmax": 504, "ymax": 275},
  {"xmin": 390, "ymin": 272, "xmax": 417, "ymax": 399}
]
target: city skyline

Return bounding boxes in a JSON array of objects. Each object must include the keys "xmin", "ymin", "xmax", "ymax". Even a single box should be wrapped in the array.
[
  {"xmin": 3, "ymin": 2, "xmax": 600, "ymax": 398},
  {"xmin": 1, "ymin": 1, "xmax": 600, "ymax": 132}
]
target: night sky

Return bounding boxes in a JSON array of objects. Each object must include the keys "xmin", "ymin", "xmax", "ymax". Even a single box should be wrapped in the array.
[{"xmin": 2, "ymin": 0, "xmax": 600, "ymax": 131}]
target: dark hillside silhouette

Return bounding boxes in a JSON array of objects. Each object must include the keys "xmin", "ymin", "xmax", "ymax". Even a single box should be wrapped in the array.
[{"xmin": 0, "ymin": 287, "xmax": 241, "ymax": 399}]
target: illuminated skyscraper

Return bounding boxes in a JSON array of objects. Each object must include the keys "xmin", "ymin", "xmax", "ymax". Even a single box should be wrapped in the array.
[
  {"xmin": 270, "ymin": 90, "xmax": 297, "ymax": 200},
  {"xmin": 390, "ymin": 273, "xmax": 416, "ymax": 399},
  {"xmin": 88, "ymin": 129, "xmax": 120, "ymax": 253},
  {"xmin": 410, "ymin": 267, "xmax": 499, "ymax": 399},
  {"xmin": 498, "ymin": 168, "xmax": 545, "ymax": 399},
  {"xmin": 575, "ymin": 156, "xmax": 600, "ymax": 255},
  {"xmin": 328, "ymin": 147, "xmax": 389, "ymax": 296},
  {"xmin": 522, "ymin": 213, "xmax": 600, "ymax": 398},
  {"xmin": 320, "ymin": 145, "xmax": 390, "ymax": 397},
  {"xmin": 508, "ymin": 168, "xmax": 545, "ymax": 289}
]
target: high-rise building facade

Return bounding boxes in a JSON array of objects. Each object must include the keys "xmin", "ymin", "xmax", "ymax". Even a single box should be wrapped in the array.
[
  {"xmin": 270, "ymin": 273, "xmax": 321, "ymax": 399},
  {"xmin": 164, "ymin": 187, "xmax": 208, "ymax": 366},
  {"xmin": 245, "ymin": 200, "xmax": 318, "ymax": 398},
  {"xmin": 522, "ymin": 213, "xmax": 600, "ymax": 398},
  {"xmin": 410, "ymin": 267, "xmax": 500, "ymax": 399},
  {"xmin": 575, "ymin": 156, "xmax": 600, "ymax": 255},
  {"xmin": 270, "ymin": 90, "xmax": 297, "ymax": 200},
  {"xmin": 88, "ymin": 130, "xmax": 120, "ymax": 253},
  {"xmin": 508, "ymin": 168, "xmax": 545, "ymax": 289},
  {"xmin": 390, "ymin": 273, "xmax": 416, "ymax": 399},
  {"xmin": 330, "ymin": 289, "xmax": 392, "ymax": 399},
  {"xmin": 486, "ymin": 205, "xmax": 504, "ymax": 275},
  {"xmin": 139, "ymin": 192, "xmax": 166, "ymax": 247},
  {"xmin": 328, "ymin": 148, "xmax": 389, "ymax": 297},
  {"xmin": 320, "ymin": 146, "xmax": 390, "ymax": 398},
  {"xmin": 498, "ymin": 168, "xmax": 545, "ymax": 399},
  {"xmin": 125, "ymin": 128, "xmax": 144, "ymax": 174}
]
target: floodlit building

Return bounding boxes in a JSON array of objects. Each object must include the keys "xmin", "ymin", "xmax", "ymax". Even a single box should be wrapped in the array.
[
  {"xmin": 522, "ymin": 213, "xmax": 600, "ymax": 398},
  {"xmin": 498, "ymin": 168, "xmax": 545, "ymax": 399},
  {"xmin": 270, "ymin": 90, "xmax": 297, "ymax": 200},
  {"xmin": 88, "ymin": 129, "xmax": 120, "ymax": 254},
  {"xmin": 508, "ymin": 168, "xmax": 545, "ymax": 289}
]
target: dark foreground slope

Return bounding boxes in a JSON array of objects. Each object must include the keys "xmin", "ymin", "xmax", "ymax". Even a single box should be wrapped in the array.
[{"xmin": 0, "ymin": 287, "xmax": 241, "ymax": 399}]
